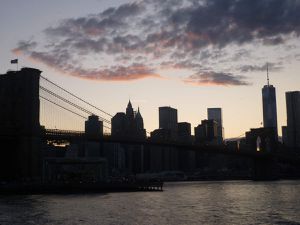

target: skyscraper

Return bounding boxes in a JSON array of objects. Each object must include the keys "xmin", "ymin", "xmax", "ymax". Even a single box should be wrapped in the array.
[
  {"xmin": 135, "ymin": 107, "xmax": 144, "ymax": 132},
  {"xmin": 262, "ymin": 66, "xmax": 278, "ymax": 138},
  {"xmin": 178, "ymin": 122, "xmax": 192, "ymax": 143},
  {"xmin": 85, "ymin": 115, "xmax": 103, "ymax": 138},
  {"xmin": 207, "ymin": 108, "xmax": 223, "ymax": 144},
  {"xmin": 159, "ymin": 106, "xmax": 178, "ymax": 139},
  {"xmin": 194, "ymin": 119, "xmax": 218, "ymax": 144},
  {"xmin": 286, "ymin": 91, "xmax": 300, "ymax": 149},
  {"xmin": 111, "ymin": 101, "xmax": 146, "ymax": 139}
]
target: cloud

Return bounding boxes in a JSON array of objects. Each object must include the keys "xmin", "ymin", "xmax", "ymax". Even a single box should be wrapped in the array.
[
  {"xmin": 45, "ymin": 2, "xmax": 144, "ymax": 38},
  {"xmin": 12, "ymin": 40, "xmax": 37, "ymax": 54},
  {"xmin": 101, "ymin": 2, "xmax": 144, "ymax": 19},
  {"xmin": 263, "ymin": 36, "xmax": 285, "ymax": 45},
  {"xmin": 70, "ymin": 64, "xmax": 161, "ymax": 81},
  {"xmin": 12, "ymin": 0, "xmax": 300, "ymax": 83},
  {"xmin": 184, "ymin": 71, "xmax": 250, "ymax": 86},
  {"xmin": 16, "ymin": 47, "xmax": 159, "ymax": 81},
  {"xmin": 239, "ymin": 62, "xmax": 283, "ymax": 72}
]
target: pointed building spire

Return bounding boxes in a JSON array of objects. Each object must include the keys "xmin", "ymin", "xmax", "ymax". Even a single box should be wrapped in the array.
[
  {"xmin": 127, "ymin": 99, "xmax": 132, "ymax": 108},
  {"xmin": 126, "ymin": 99, "xmax": 134, "ymax": 119},
  {"xmin": 135, "ymin": 106, "xmax": 144, "ymax": 131},
  {"xmin": 136, "ymin": 106, "xmax": 142, "ymax": 118}
]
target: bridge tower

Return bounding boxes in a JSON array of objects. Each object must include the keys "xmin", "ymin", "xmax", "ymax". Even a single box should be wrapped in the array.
[{"xmin": 0, "ymin": 68, "xmax": 42, "ymax": 180}]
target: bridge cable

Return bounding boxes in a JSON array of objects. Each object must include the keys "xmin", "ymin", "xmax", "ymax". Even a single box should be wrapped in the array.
[
  {"xmin": 40, "ymin": 95, "xmax": 111, "ymax": 130},
  {"xmin": 40, "ymin": 86, "xmax": 111, "ymax": 125},
  {"xmin": 40, "ymin": 75, "xmax": 113, "ymax": 117},
  {"xmin": 40, "ymin": 95, "xmax": 86, "ymax": 119}
]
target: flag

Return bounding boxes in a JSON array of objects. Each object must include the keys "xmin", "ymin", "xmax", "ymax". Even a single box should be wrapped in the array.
[{"xmin": 11, "ymin": 59, "xmax": 18, "ymax": 64}]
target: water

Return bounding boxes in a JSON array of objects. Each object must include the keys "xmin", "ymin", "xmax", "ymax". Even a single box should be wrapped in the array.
[{"xmin": 1, "ymin": 181, "xmax": 300, "ymax": 225}]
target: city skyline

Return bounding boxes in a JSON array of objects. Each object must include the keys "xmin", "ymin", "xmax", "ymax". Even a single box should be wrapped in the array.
[
  {"xmin": 1, "ymin": 0, "xmax": 300, "ymax": 138},
  {"xmin": 1, "ymin": 2, "xmax": 300, "ymax": 224}
]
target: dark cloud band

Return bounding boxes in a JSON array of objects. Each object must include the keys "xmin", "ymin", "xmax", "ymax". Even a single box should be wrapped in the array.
[{"xmin": 12, "ymin": 0, "xmax": 300, "ymax": 85}]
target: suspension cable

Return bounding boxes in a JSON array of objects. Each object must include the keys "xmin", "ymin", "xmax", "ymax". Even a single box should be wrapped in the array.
[
  {"xmin": 40, "ymin": 75, "xmax": 113, "ymax": 117},
  {"xmin": 40, "ymin": 95, "xmax": 111, "ymax": 130},
  {"xmin": 40, "ymin": 86, "xmax": 111, "ymax": 124},
  {"xmin": 40, "ymin": 95, "xmax": 86, "ymax": 119}
]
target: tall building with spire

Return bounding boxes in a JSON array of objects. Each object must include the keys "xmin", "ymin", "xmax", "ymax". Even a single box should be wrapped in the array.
[
  {"xmin": 126, "ymin": 100, "xmax": 134, "ymax": 120},
  {"xmin": 135, "ymin": 107, "xmax": 144, "ymax": 131},
  {"xmin": 262, "ymin": 64, "xmax": 278, "ymax": 138},
  {"xmin": 111, "ymin": 100, "xmax": 146, "ymax": 139}
]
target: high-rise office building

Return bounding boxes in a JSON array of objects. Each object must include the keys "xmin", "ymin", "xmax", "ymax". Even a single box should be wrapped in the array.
[
  {"xmin": 85, "ymin": 115, "xmax": 103, "ymax": 138},
  {"xmin": 111, "ymin": 101, "xmax": 146, "ymax": 139},
  {"xmin": 159, "ymin": 106, "xmax": 178, "ymax": 139},
  {"xmin": 282, "ymin": 126, "xmax": 288, "ymax": 145},
  {"xmin": 286, "ymin": 91, "xmax": 300, "ymax": 149},
  {"xmin": 207, "ymin": 108, "xmax": 223, "ymax": 144},
  {"xmin": 194, "ymin": 119, "xmax": 218, "ymax": 144},
  {"xmin": 178, "ymin": 122, "xmax": 192, "ymax": 143},
  {"xmin": 262, "ymin": 66, "xmax": 278, "ymax": 138}
]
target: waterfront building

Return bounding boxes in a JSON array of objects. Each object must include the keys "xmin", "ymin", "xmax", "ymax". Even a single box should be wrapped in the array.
[
  {"xmin": 177, "ymin": 122, "xmax": 194, "ymax": 171},
  {"xmin": 150, "ymin": 129, "xmax": 172, "ymax": 142},
  {"xmin": 85, "ymin": 115, "xmax": 103, "ymax": 139},
  {"xmin": 282, "ymin": 126, "xmax": 288, "ymax": 145},
  {"xmin": 111, "ymin": 112, "xmax": 126, "ymax": 137},
  {"xmin": 207, "ymin": 108, "xmax": 223, "ymax": 144},
  {"xmin": 177, "ymin": 122, "xmax": 192, "ymax": 144},
  {"xmin": 111, "ymin": 101, "xmax": 146, "ymax": 139},
  {"xmin": 159, "ymin": 106, "xmax": 178, "ymax": 139},
  {"xmin": 286, "ymin": 91, "xmax": 300, "ymax": 149},
  {"xmin": 194, "ymin": 119, "xmax": 218, "ymax": 144},
  {"xmin": 111, "ymin": 101, "xmax": 146, "ymax": 174}
]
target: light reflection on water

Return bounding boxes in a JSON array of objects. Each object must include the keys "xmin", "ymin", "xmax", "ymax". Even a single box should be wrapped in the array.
[{"xmin": 0, "ymin": 180, "xmax": 300, "ymax": 225}]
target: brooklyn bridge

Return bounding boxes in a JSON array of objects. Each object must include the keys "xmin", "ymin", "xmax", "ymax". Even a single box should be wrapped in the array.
[{"xmin": 0, "ymin": 68, "xmax": 299, "ymax": 183}]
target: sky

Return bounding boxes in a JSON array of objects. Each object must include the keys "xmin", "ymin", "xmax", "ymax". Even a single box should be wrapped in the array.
[{"xmin": 1, "ymin": 0, "xmax": 300, "ymax": 138}]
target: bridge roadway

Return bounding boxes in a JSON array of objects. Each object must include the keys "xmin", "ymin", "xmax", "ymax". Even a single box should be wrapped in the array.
[{"xmin": 43, "ymin": 129, "xmax": 300, "ymax": 164}]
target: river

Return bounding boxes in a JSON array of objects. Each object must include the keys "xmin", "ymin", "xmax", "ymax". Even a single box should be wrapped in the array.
[{"xmin": 1, "ymin": 180, "xmax": 300, "ymax": 225}]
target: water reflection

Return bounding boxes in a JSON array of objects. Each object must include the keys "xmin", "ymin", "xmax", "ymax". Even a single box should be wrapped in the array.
[{"xmin": 1, "ymin": 181, "xmax": 300, "ymax": 225}]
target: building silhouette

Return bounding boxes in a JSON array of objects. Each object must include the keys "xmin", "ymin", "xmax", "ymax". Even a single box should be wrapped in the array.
[
  {"xmin": 159, "ymin": 106, "xmax": 178, "ymax": 140},
  {"xmin": 282, "ymin": 126, "xmax": 288, "ymax": 145},
  {"xmin": 262, "ymin": 68, "xmax": 278, "ymax": 138},
  {"xmin": 285, "ymin": 91, "xmax": 300, "ymax": 149},
  {"xmin": 207, "ymin": 108, "xmax": 223, "ymax": 144},
  {"xmin": 111, "ymin": 100, "xmax": 146, "ymax": 139},
  {"xmin": 85, "ymin": 115, "xmax": 103, "ymax": 139},
  {"xmin": 194, "ymin": 119, "xmax": 218, "ymax": 144},
  {"xmin": 178, "ymin": 122, "xmax": 192, "ymax": 144},
  {"xmin": 111, "ymin": 112, "xmax": 126, "ymax": 137},
  {"xmin": 150, "ymin": 128, "xmax": 172, "ymax": 141}
]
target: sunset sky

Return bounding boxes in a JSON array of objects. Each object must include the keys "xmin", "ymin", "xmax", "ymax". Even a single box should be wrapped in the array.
[{"xmin": 1, "ymin": 0, "xmax": 300, "ymax": 138}]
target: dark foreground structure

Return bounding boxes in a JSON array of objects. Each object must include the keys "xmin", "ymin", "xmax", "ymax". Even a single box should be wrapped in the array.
[
  {"xmin": 0, "ymin": 68, "xmax": 41, "ymax": 180},
  {"xmin": 0, "ymin": 68, "xmax": 300, "ymax": 194},
  {"xmin": 0, "ymin": 180, "xmax": 163, "ymax": 195}
]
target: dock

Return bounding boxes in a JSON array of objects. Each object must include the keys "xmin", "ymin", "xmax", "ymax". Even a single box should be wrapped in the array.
[{"xmin": 0, "ymin": 181, "xmax": 163, "ymax": 194}]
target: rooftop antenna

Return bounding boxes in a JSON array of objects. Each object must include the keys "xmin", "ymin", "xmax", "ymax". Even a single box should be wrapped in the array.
[{"xmin": 267, "ymin": 63, "xmax": 270, "ymax": 86}]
